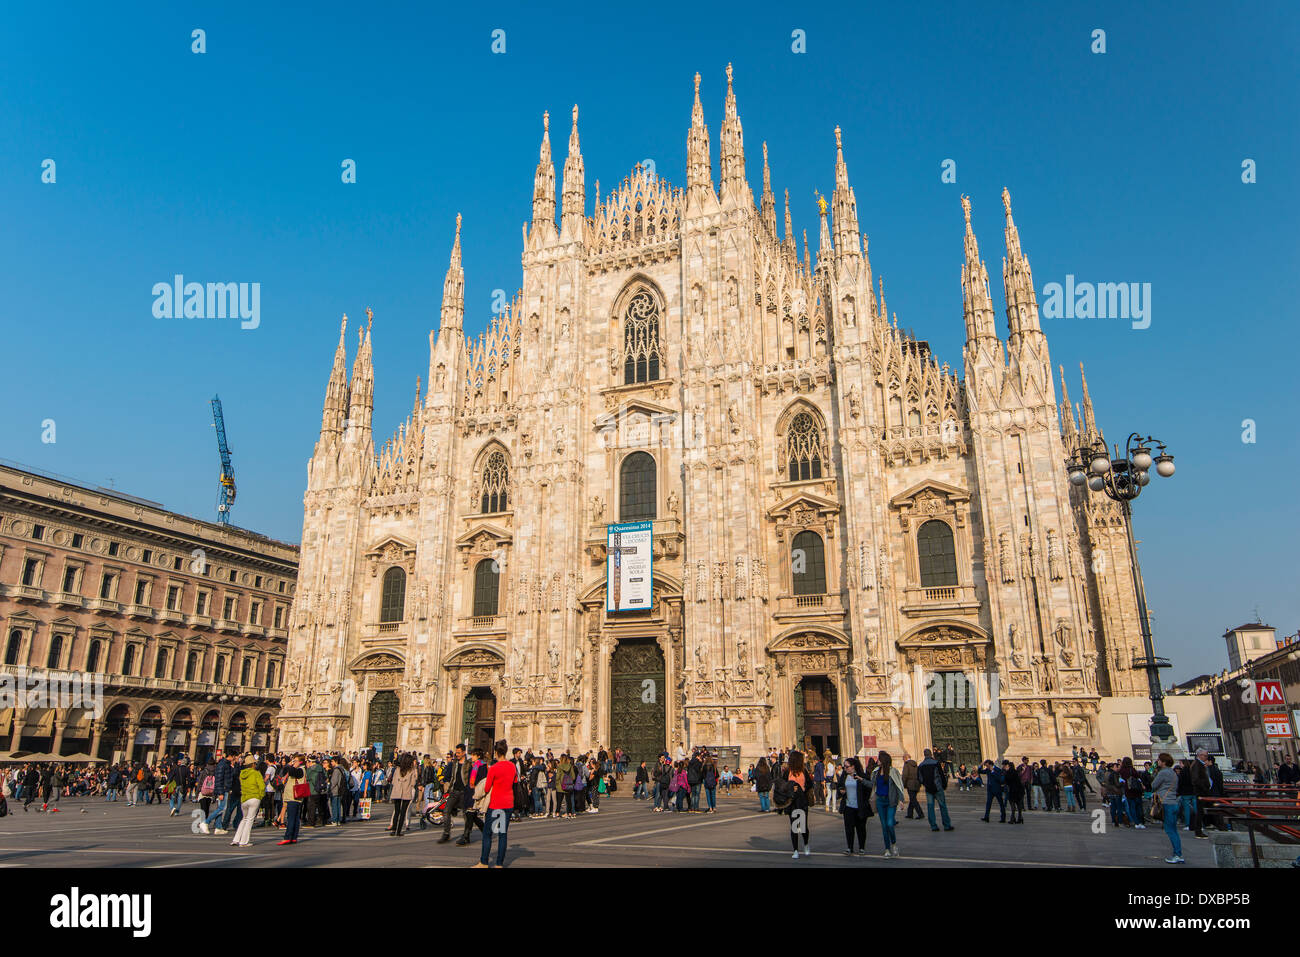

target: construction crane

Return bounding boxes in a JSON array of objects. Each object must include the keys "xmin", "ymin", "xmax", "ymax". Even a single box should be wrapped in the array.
[{"xmin": 210, "ymin": 396, "xmax": 236, "ymax": 525}]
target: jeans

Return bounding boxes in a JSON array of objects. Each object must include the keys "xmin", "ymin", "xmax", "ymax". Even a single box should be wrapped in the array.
[
  {"xmin": 1064, "ymin": 785, "xmax": 1076, "ymax": 810},
  {"xmin": 330, "ymin": 795, "xmax": 343, "ymax": 824},
  {"xmin": 759, "ymin": 790, "xmax": 770, "ymax": 812},
  {"xmin": 205, "ymin": 794, "xmax": 229, "ymax": 829},
  {"xmin": 876, "ymin": 797, "xmax": 897, "ymax": 850},
  {"xmin": 926, "ymin": 789, "xmax": 952, "ymax": 829},
  {"xmin": 634, "ymin": 782, "xmax": 648, "ymax": 800},
  {"xmin": 1178, "ymin": 795, "xmax": 1197, "ymax": 828},
  {"xmin": 1030, "ymin": 785, "xmax": 1044, "ymax": 809},
  {"xmin": 532, "ymin": 787, "xmax": 545, "ymax": 814},
  {"xmin": 169, "ymin": 789, "xmax": 183, "ymax": 813},
  {"xmin": 984, "ymin": 786, "xmax": 1006, "ymax": 820},
  {"xmin": 283, "ymin": 800, "xmax": 302, "ymax": 841},
  {"xmin": 674, "ymin": 789, "xmax": 687, "ymax": 811},
  {"xmin": 105, "ymin": 788, "xmax": 117, "ymax": 802},
  {"xmin": 481, "ymin": 808, "xmax": 510, "ymax": 866},
  {"xmin": 1162, "ymin": 802, "xmax": 1182, "ymax": 857},
  {"xmin": 690, "ymin": 783, "xmax": 701, "ymax": 810},
  {"xmin": 1128, "ymin": 795, "xmax": 1144, "ymax": 825},
  {"xmin": 1108, "ymin": 794, "xmax": 1130, "ymax": 825},
  {"xmin": 223, "ymin": 793, "xmax": 241, "ymax": 830},
  {"xmin": 704, "ymin": 786, "xmax": 716, "ymax": 810}
]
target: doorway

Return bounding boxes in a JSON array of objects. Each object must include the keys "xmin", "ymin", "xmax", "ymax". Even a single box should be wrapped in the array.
[
  {"xmin": 365, "ymin": 690, "xmax": 400, "ymax": 759},
  {"xmin": 460, "ymin": 687, "xmax": 497, "ymax": 754},
  {"xmin": 925, "ymin": 672, "xmax": 981, "ymax": 768},
  {"xmin": 609, "ymin": 638, "xmax": 667, "ymax": 768},
  {"xmin": 795, "ymin": 676, "xmax": 840, "ymax": 755}
]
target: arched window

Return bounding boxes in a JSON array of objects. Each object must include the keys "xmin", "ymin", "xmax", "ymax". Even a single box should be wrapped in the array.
[
  {"xmin": 622, "ymin": 290, "xmax": 663, "ymax": 384},
  {"xmin": 185, "ymin": 650, "xmax": 199, "ymax": 681},
  {"xmin": 786, "ymin": 411, "xmax": 824, "ymax": 482},
  {"xmin": 472, "ymin": 558, "xmax": 500, "ymax": 618},
  {"xmin": 87, "ymin": 639, "xmax": 103, "ymax": 673},
  {"xmin": 154, "ymin": 648, "xmax": 169, "ymax": 679},
  {"xmin": 791, "ymin": 530, "xmax": 827, "ymax": 595},
  {"xmin": 907, "ymin": 409, "xmax": 922, "ymax": 430},
  {"xmin": 213, "ymin": 656, "xmax": 226, "ymax": 684},
  {"xmin": 47, "ymin": 634, "xmax": 63, "ymax": 669},
  {"xmin": 619, "ymin": 451, "xmax": 656, "ymax": 522},
  {"xmin": 480, "ymin": 450, "xmax": 509, "ymax": 513},
  {"xmin": 122, "ymin": 644, "xmax": 137, "ymax": 676},
  {"xmin": 380, "ymin": 566, "xmax": 406, "ymax": 623},
  {"xmin": 5, "ymin": 630, "xmax": 22, "ymax": 666},
  {"xmin": 917, "ymin": 520, "xmax": 958, "ymax": 587},
  {"xmin": 240, "ymin": 658, "xmax": 252, "ymax": 686}
]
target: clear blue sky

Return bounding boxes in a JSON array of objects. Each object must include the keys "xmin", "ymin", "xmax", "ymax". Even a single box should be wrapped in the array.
[{"xmin": 2, "ymin": 2, "xmax": 1296, "ymax": 682}]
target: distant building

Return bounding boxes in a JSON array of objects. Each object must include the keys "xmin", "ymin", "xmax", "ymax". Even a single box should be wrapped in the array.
[
  {"xmin": 0, "ymin": 461, "xmax": 298, "ymax": 762},
  {"xmin": 1224, "ymin": 622, "xmax": 1277, "ymax": 671}
]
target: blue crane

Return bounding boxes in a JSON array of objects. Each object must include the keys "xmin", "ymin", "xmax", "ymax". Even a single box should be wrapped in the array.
[{"xmin": 210, "ymin": 395, "xmax": 236, "ymax": 525}]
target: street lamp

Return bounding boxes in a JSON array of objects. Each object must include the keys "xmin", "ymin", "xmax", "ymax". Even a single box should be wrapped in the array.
[{"xmin": 1066, "ymin": 432, "xmax": 1178, "ymax": 751}]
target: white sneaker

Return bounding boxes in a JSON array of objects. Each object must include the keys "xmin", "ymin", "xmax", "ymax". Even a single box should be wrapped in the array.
[
  {"xmin": 801, "ymin": 848, "xmax": 810, "ymax": 857},
  {"xmin": 1165, "ymin": 855, "xmax": 1184, "ymax": 864},
  {"xmin": 1135, "ymin": 824, "xmax": 1146, "ymax": 830},
  {"xmin": 199, "ymin": 822, "xmax": 210, "ymax": 834},
  {"xmin": 791, "ymin": 851, "xmax": 799, "ymax": 860},
  {"xmin": 883, "ymin": 849, "xmax": 892, "ymax": 858},
  {"xmin": 892, "ymin": 847, "xmax": 901, "ymax": 858},
  {"xmin": 214, "ymin": 828, "xmax": 228, "ymax": 835}
]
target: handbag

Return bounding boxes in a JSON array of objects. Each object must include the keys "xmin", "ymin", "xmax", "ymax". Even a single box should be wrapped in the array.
[{"xmin": 293, "ymin": 781, "xmax": 310, "ymax": 800}]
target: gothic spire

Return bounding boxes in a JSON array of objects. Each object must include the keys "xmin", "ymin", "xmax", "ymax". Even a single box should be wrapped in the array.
[
  {"xmin": 347, "ymin": 307, "xmax": 374, "ymax": 443},
  {"xmin": 320, "ymin": 313, "xmax": 350, "ymax": 441},
  {"xmin": 830, "ymin": 126, "xmax": 862, "ymax": 264},
  {"xmin": 718, "ymin": 63, "xmax": 749, "ymax": 206},
  {"xmin": 531, "ymin": 111, "xmax": 556, "ymax": 236},
  {"xmin": 686, "ymin": 72, "xmax": 715, "ymax": 204},
  {"xmin": 960, "ymin": 195, "xmax": 999, "ymax": 346},
  {"xmin": 439, "ymin": 214, "xmax": 465, "ymax": 336},
  {"xmin": 783, "ymin": 188, "xmax": 796, "ymax": 256},
  {"xmin": 759, "ymin": 141, "xmax": 777, "ymax": 238},
  {"xmin": 1001, "ymin": 187, "xmax": 1042, "ymax": 348},
  {"xmin": 1059, "ymin": 364, "xmax": 1078, "ymax": 445},
  {"xmin": 560, "ymin": 104, "xmax": 585, "ymax": 241},
  {"xmin": 815, "ymin": 190, "xmax": 833, "ymax": 275},
  {"xmin": 1079, "ymin": 361, "xmax": 1099, "ymax": 438}
]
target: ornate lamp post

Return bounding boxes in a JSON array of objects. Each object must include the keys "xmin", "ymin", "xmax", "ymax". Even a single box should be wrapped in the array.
[{"xmin": 1066, "ymin": 433, "xmax": 1178, "ymax": 751}]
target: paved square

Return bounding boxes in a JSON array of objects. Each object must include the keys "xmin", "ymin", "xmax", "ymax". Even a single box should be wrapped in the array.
[{"xmin": 0, "ymin": 787, "xmax": 1213, "ymax": 868}]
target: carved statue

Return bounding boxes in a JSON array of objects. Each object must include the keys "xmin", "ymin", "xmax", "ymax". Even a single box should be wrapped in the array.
[
  {"xmin": 1054, "ymin": 618, "xmax": 1072, "ymax": 649},
  {"xmin": 695, "ymin": 640, "xmax": 710, "ymax": 674},
  {"xmin": 999, "ymin": 533, "xmax": 1014, "ymax": 583},
  {"xmin": 548, "ymin": 641, "xmax": 560, "ymax": 681},
  {"xmin": 736, "ymin": 635, "xmax": 749, "ymax": 677},
  {"xmin": 727, "ymin": 403, "xmax": 740, "ymax": 434},
  {"xmin": 590, "ymin": 496, "xmax": 605, "ymax": 525},
  {"xmin": 667, "ymin": 489, "xmax": 680, "ymax": 520},
  {"xmin": 1047, "ymin": 530, "xmax": 1063, "ymax": 581}
]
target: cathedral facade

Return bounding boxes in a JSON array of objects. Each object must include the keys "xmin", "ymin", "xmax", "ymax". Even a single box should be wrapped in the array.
[{"xmin": 276, "ymin": 68, "xmax": 1149, "ymax": 766}]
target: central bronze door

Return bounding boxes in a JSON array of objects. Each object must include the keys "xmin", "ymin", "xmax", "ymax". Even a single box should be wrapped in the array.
[
  {"xmin": 926, "ymin": 672, "xmax": 982, "ymax": 767},
  {"xmin": 610, "ymin": 638, "xmax": 666, "ymax": 768},
  {"xmin": 460, "ymin": 687, "xmax": 497, "ymax": 754},
  {"xmin": 365, "ymin": 690, "xmax": 399, "ymax": 759},
  {"xmin": 796, "ymin": 676, "xmax": 840, "ymax": 755}
]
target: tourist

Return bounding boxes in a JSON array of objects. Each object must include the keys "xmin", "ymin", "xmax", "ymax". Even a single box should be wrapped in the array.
[
  {"xmin": 869, "ymin": 751, "xmax": 904, "ymax": 858},
  {"xmin": 754, "ymin": 757, "xmax": 773, "ymax": 812},
  {"xmin": 837, "ymin": 757, "xmax": 871, "ymax": 855},
  {"xmin": 702, "ymin": 756, "xmax": 718, "ymax": 813},
  {"xmin": 918, "ymin": 749, "xmax": 954, "ymax": 832},
  {"xmin": 1190, "ymin": 748, "xmax": 1223, "ymax": 837},
  {"xmin": 387, "ymin": 752, "xmax": 417, "ymax": 837},
  {"xmin": 278, "ymin": 754, "xmax": 306, "ymax": 846},
  {"xmin": 328, "ymin": 758, "xmax": 348, "ymax": 826},
  {"xmin": 1060, "ymin": 763, "xmax": 1076, "ymax": 811},
  {"xmin": 438, "ymin": 744, "xmax": 470, "ymax": 842},
  {"xmin": 1120, "ymin": 758, "xmax": 1146, "ymax": 828},
  {"xmin": 978, "ymin": 759, "xmax": 1006, "ymax": 822},
  {"xmin": 1151, "ymin": 752, "xmax": 1183, "ymax": 864},
  {"xmin": 902, "ymin": 754, "xmax": 923, "ymax": 820},
  {"xmin": 474, "ymin": 739, "xmax": 517, "ymax": 868},
  {"xmin": 779, "ymin": 750, "xmax": 813, "ymax": 858},
  {"xmin": 460, "ymin": 747, "xmax": 489, "ymax": 842},
  {"xmin": 633, "ymin": 760, "xmax": 650, "ymax": 801},
  {"xmin": 1002, "ymin": 760, "xmax": 1025, "ymax": 823},
  {"xmin": 231, "ymin": 755, "xmax": 264, "ymax": 848}
]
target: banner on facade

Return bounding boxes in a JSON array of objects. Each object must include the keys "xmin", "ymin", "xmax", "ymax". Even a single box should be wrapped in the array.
[
  {"xmin": 196, "ymin": 730, "xmax": 215, "ymax": 745},
  {"xmin": 1262, "ymin": 712, "xmax": 1294, "ymax": 738},
  {"xmin": 134, "ymin": 729, "xmax": 157, "ymax": 745},
  {"xmin": 1185, "ymin": 732, "xmax": 1224, "ymax": 754},
  {"xmin": 252, "ymin": 733, "xmax": 268, "ymax": 747},
  {"xmin": 607, "ymin": 521, "xmax": 653, "ymax": 612},
  {"xmin": 166, "ymin": 729, "xmax": 186, "ymax": 746}
]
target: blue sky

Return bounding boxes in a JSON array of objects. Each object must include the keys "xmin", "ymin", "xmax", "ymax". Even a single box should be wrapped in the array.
[{"xmin": 1, "ymin": 2, "xmax": 1296, "ymax": 681}]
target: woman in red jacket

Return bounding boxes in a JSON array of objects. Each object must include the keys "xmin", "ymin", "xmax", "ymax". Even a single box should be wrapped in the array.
[{"xmin": 475, "ymin": 739, "xmax": 517, "ymax": 868}]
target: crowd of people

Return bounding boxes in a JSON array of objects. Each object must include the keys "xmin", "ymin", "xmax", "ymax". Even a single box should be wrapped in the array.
[{"xmin": 4, "ymin": 741, "xmax": 1292, "ymax": 868}]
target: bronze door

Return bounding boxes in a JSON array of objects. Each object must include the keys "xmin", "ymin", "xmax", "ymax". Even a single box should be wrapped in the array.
[
  {"xmin": 365, "ymin": 690, "xmax": 399, "ymax": 758},
  {"xmin": 796, "ymin": 676, "xmax": 840, "ymax": 755},
  {"xmin": 610, "ymin": 639, "xmax": 666, "ymax": 768},
  {"xmin": 460, "ymin": 687, "xmax": 496, "ymax": 753},
  {"xmin": 926, "ymin": 673, "xmax": 981, "ymax": 768}
]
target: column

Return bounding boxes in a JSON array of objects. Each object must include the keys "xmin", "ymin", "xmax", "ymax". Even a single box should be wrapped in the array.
[
  {"xmin": 51, "ymin": 711, "xmax": 67, "ymax": 757},
  {"xmin": 9, "ymin": 711, "xmax": 26, "ymax": 752},
  {"xmin": 87, "ymin": 719, "xmax": 104, "ymax": 761},
  {"xmin": 187, "ymin": 729, "xmax": 199, "ymax": 762}
]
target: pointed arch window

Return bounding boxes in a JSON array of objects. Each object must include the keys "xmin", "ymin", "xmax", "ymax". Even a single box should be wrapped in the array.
[
  {"xmin": 473, "ymin": 558, "xmax": 500, "ymax": 618},
  {"xmin": 786, "ymin": 411, "xmax": 825, "ymax": 482},
  {"xmin": 380, "ymin": 566, "xmax": 406, "ymax": 623},
  {"xmin": 917, "ymin": 520, "xmax": 958, "ymax": 587},
  {"xmin": 623, "ymin": 290, "xmax": 663, "ymax": 384},
  {"xmin": 791, "ymin": 530, "xmax": 827, "ymax": 595},
  {"xmin": 619, "ymin": 451, "xmax": 657, "ymax": 522},
  {"xmin": 480, "ymin": 450, "xmax": 509, "ymax": 514}
]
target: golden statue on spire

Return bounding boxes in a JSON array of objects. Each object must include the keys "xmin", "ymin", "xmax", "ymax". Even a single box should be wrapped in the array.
[{"xmin": 814, "ymin": 189, "xmax": 827, "ymax": 216}]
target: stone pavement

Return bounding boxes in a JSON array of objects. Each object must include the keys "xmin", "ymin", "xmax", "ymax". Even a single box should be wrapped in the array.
[{"xmin": 0, "ymin": 787, "xmax": 1214, "ymax": 868}]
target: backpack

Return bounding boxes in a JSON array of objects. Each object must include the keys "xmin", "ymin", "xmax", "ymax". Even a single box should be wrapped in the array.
[
  {"xmin": 200, "ymin": 775, "xmax": 215, "ymax": 796},
  {"xmin": 771, "ymin": 777, "xmax": 794, "ymax": 809},
  {"xmin": 136, "ymin": 769, "xmax": 145, "ymax": 782}
]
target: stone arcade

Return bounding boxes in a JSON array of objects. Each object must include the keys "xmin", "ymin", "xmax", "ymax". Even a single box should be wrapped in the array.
[{"xmin": 277, "ymin": 68, "xmax": 1150, "ymax": 766}]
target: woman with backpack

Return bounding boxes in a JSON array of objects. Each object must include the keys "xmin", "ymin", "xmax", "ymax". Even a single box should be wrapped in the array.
[
  {"xmin": 777, "ymin": 750, "xmax": 813, "ymax": 858},
  {"xmin": 868, "ymin": 751, "xmax": 904, "ymax": 858},
  {"xmin": 1002, "ymin": 759, "xmax": 1025, "ymax": 824},
  {"xmin": 837, "ymin": 757, "xmax": 873, "ymax": 855},
  {"xmin": 672, "ymin": 760, "xmax": 690, "ymax": 813},
  {"xmin": 1120, "ymin": 758, "xmax": 1147, "ymax": 828},
  {"xmin": 754, "ymin": 757, "xmax": 773, "ymax": 813}
]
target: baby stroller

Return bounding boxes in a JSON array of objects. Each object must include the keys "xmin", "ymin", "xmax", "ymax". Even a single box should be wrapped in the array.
[{"xmin": 420, "ymin": 791, "xmax": 450, "ymax": 827}]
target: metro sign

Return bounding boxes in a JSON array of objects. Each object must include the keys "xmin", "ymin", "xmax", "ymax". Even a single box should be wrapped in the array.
[
  {"xmin": 1255, "ymin": 680, "xmax": 1286, "ymax": 708},
  {"xmin": 1262, "ymin": 712, "xmax": 1294, "ymax": 739}
]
